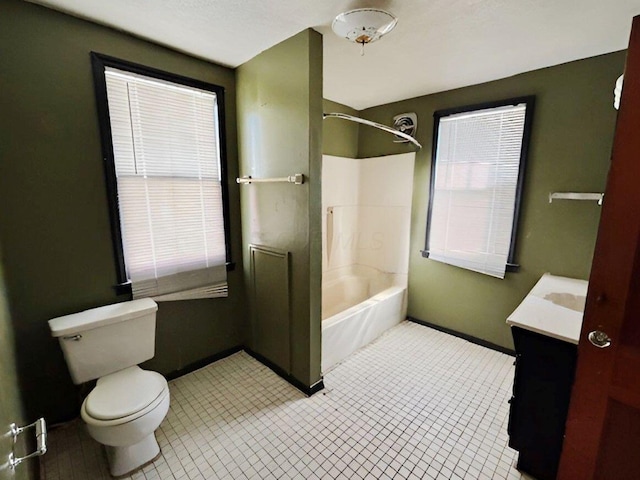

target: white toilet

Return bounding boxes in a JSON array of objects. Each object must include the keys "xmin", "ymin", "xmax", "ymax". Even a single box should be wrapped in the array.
[{"xmin": 49, "ymin": 298, "xmax": 170, "ymax": 477}]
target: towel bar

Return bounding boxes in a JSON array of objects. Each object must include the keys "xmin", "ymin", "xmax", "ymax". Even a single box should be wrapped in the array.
[{"xmin": 236, "ymin": 174, "xmax": 305, "ymax": 185}]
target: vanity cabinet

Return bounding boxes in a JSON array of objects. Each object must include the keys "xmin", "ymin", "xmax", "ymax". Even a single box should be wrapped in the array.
[
  {"xmin": 507, "ymin": 326, "xmax": 577, "ymax": 480},
  {"xmin": 505, "ymin": 273, "xmax": 587, "ymax": 479}
]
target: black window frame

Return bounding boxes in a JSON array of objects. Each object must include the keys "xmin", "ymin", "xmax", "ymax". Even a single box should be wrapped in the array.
[
  {"xmin": 422, "ymin": 96, "xmax": 536, "ymax": 273},
  {"xmin": 90, "ymin": 52, "xmax": 234, "ymax": 295}
]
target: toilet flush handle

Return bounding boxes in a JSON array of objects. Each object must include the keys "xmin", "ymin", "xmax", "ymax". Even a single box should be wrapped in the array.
[{"xmin": 63, "ymin": 334, "xmax": 82, "ymax": 341}]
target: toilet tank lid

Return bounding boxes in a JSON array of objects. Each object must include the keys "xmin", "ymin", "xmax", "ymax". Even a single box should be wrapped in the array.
[{"xmin": 48, "ymin": 298, "xmax": 158, "ymax": 337}]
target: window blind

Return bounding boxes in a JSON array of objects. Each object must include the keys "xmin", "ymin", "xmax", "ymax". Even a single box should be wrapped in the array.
[
  {"xmin": 104, "ymin": 67, "xmax": 227, "ymax": 299},
  {"xmin": 427, "ymin": 103, "xmax": 527, "ymax": 279}
]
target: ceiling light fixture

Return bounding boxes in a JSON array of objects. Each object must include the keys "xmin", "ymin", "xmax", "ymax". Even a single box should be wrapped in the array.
[{"xmin": 331, "ymin": 8, "xmax": 398, "ymax": 56}]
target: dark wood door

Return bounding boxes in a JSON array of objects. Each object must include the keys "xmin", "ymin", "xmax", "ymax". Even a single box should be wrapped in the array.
[{"xmin": 558, "ymin": 15, "xmax": 640, "ymax": 480}]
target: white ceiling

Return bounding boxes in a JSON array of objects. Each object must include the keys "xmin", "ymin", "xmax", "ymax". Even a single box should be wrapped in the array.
[{"xmin": 28, "ymin": 0, "xmax": 640, "ymax": 110}]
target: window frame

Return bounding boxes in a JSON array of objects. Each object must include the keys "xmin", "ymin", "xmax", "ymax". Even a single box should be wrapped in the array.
[
  {"xmin": 422, "ymin": 96, "xmax": 536, "ymax": 274},
  {"xmin": 91, "ymin": 52, "xmax": 234, "ymax": 295}
]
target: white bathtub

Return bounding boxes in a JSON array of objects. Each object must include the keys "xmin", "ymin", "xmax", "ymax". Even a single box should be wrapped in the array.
[{"xmin": 321, "ymin": 266, "xmax": 406, "ymax": 372}]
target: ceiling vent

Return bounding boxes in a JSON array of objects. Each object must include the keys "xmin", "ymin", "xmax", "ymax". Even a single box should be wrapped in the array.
[{"xmin": 393, "ymin": 113, "xmax": 418, "ymax": 143}]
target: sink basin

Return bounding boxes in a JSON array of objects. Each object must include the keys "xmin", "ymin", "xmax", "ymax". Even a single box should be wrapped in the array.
[{"xmin": 543, "ymin": 292, "xmax": 586, "ymax": 312}]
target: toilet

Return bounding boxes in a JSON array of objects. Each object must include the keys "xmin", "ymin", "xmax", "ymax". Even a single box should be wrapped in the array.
[{"xmin": 49, "ymin": 298, "xmax": 170, "ymax": 477}]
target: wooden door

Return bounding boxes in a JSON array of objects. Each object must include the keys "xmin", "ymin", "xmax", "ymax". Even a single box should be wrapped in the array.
[{"xmin": 558, "ymin": 15, "xmax": 640, "ymax": 480}]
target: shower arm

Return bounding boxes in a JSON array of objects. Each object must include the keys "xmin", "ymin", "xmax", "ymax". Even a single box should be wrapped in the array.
[{"xmin": 323, "ymin": 112, "xmax": 422, "ymax": 150}]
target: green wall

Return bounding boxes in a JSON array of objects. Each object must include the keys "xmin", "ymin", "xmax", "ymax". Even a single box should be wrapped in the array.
[
  {"xmin": 322, "ymin": 99, "xmax": 360, "ymax": 158},
  {"xmin": 237, "ymin": 30, "xmax": 323, "ymax": 387},
  {"xmin": 0, "ymin": 0, "xmax": 246, "ymax": 423},
  {"xmin": 0, "ymin": 248, "xmax": 33, "ymax": 480},
  {"xmin": 358, "ymin": 52, "xmax": 625, "ymax": 349}
]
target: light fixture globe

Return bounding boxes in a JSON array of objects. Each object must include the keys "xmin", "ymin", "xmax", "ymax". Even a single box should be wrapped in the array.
[{"xmin": 331, "ymin": 8, "xmax": 397, "ymax": 46}]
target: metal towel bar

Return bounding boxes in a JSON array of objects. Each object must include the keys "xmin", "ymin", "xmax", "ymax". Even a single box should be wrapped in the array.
[{"xmin": 236, "ymin": 174, "xmax": 305, "ymax": 185}]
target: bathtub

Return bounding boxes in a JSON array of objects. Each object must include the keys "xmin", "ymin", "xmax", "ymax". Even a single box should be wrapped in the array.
[{"xmin": 321, "ymin": 266, "xmax": 406, "ymax": 372}]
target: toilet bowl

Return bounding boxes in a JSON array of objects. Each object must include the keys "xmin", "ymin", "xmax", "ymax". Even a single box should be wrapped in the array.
[
  {"xmin": 81, "ymin": 366, "xmax": 170, "ymax": 477},
  {"xmin": 49, "ymin": 299, "xmax": 169, "ymax": 477}
]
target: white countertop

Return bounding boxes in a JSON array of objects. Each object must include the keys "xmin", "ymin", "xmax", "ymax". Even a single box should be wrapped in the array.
[{"xmin": 506, "ymin": 273, "xmax": 589, "ymax": 344}]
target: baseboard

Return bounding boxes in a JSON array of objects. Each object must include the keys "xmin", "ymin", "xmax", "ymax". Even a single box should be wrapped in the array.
[
  {"xmin": 244, "ymin": 348, "xmax": 325, "ymax": 397},
  {"xmin": 163, "ymin": 345, "xmax": 325, "ymax": 396},
  {"xmin": 164, "ymin": 345, "xmax": 243, "ymax": 381},
  {"xmin": 407, "ymin": 316, "xmax": 516, "ymax": 356}
]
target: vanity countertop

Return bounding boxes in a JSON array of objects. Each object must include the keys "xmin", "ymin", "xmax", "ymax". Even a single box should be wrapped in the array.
[{"xmin": 506, "ymin": 273, "xmax": 589, "ymax": 344}]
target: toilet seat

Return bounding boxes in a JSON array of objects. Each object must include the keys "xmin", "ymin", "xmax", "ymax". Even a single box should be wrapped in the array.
[{"xmin": 82, "ymin": 366, "xmax": 169, "ymax": 426}]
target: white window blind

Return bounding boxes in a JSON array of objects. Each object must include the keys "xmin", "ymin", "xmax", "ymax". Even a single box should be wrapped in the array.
[
  {"xmin": 427, "ymin": 103, "xmax": 527, "ymax": 279},
  {"xmin": 104, "ymin": 67, "xmax": 228, "ymax": 300}
]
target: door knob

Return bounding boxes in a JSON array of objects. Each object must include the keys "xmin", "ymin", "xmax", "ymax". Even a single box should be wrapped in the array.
[{"xmin": 588, "ymin": 330, "xmax": 612, "ymax": 348}]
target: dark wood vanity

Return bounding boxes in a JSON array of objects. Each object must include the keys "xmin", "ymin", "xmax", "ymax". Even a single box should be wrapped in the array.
[
  {"xmin": 508, "ymin": 326, "xmax": 577, "ymax": 480},
  {"xmin": 506, "ymin": 273, "xmax": 588, "ymax": 480}
]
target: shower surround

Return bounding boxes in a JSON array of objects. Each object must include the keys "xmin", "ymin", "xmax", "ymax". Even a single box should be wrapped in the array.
[{"xmin": 322, "ymin": 153, "xmax": 415, "ymax": 371}]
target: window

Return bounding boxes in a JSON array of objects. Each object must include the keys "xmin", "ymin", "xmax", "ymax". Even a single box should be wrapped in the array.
[
  {"xmin": 92, "ymin": 53, "xmax": 232, "ymax": 300},
  {"xmin": 423, "ymin": 97, "xmax": 534, "ymax": 279}
]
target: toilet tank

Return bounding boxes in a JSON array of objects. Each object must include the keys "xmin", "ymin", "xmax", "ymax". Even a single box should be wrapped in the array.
[{"xmin": 48, "ymin": 298, "xmax": 158, "ymax": 384}]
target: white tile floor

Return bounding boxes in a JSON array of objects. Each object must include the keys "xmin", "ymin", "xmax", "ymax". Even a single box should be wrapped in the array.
[{"xmin": 41, "ymin": 321, "xmax": 534, "ymax": 480}]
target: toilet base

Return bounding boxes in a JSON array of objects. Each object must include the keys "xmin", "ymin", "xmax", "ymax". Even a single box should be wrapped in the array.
[{"xmin": 105, "ymin": 433, "xmax": 161, "ymax": 478}]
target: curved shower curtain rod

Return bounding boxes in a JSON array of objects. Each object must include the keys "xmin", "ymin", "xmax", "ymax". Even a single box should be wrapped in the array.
[{"xmin": 323, "ymin": 112, "xmax": 422, "ymax": 150}]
